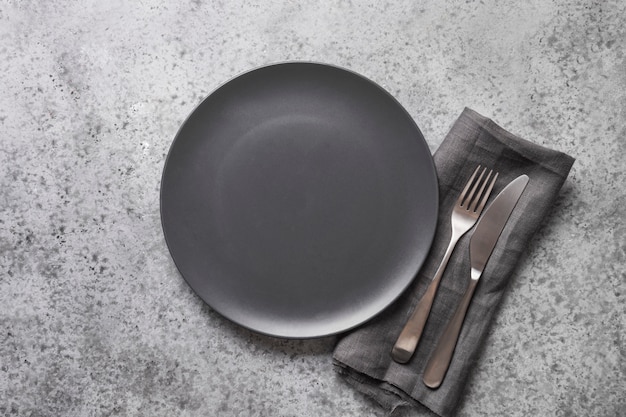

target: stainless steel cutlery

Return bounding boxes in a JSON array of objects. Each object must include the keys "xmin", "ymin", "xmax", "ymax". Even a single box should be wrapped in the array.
[
  {"xmin": 392, "ymin": 166, "xmax": 498, "ymax": 364},
  {"xmin": 390, "ymin": 165, "xmax": 529, "ymax": 389},
  {"xmin": 423, "ymin": 174, "xmax": 529, "ymax": 388}
]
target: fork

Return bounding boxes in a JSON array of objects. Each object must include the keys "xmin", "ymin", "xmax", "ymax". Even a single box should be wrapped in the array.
[{"xmin": 391, "ymin": 166, "xmax": 498, "ymax": 363}]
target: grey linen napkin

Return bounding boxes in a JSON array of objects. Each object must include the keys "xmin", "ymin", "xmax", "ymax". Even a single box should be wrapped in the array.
[{"xmin": 333, "ymin": 108, "xmax": 575, "ymax": 417}]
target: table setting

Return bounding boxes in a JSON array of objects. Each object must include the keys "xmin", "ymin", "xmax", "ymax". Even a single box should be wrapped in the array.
[
  {"xmin": 1, "ymin": 1, "xmax": 624, "ymax": 416},
  {"xmin": 162, "ymin": 61, "xmax": 575, "ymax": 416}
]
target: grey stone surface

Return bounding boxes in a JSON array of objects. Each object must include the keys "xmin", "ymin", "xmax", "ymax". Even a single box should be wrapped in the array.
[{"xmin": 0, "ymin": 1, "xmax": 623, "ymax": 416}]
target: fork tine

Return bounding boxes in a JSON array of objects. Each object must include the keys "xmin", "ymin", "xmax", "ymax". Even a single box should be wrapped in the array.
[
  {"xmin": 469, "ymin": 169, "xmax": 493, "ymax": 212},
  {"xmin": 474, "ymin": 171, "xmax": 499, "ymax": 214},
  {"xmin": 462, "ymin": 167, "xmax": 486, "ymax": 208},
  {"xmin": 456, "ymin": 166, "xmax": 481, "ymax": 206}
]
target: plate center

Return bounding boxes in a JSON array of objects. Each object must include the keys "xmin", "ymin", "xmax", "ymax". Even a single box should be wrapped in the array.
[{"xmin": 214, "ymin": 115, "xmax": 385, "ymax": 290}]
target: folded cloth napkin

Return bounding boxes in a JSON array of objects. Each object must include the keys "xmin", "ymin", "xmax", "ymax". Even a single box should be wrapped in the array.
[{"xmin": 333, "ymin": 108, "xmax": 575, "ymax": 417}]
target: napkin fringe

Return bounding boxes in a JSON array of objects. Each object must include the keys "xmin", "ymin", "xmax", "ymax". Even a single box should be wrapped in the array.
[{"xmin": 334, "ymin": 361, "xmax": 432, "ymax": 416}]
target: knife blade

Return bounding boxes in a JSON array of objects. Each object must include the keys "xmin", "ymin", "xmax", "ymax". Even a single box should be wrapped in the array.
[
  {"xmin": 423, "ymin": 174, "xmax": 529, "ymax": 389},
  {"xmin": 469, "ymin": 174, "xmax": 529, "ymax": 280}
]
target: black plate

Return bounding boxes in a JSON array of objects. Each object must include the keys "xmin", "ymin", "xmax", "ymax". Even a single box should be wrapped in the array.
[{"xmin": 160, "ymin": 62, "xmax": 438, "ymax": 338}]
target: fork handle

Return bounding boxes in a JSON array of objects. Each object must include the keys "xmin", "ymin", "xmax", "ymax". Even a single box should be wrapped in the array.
[
  {"xmin": 423, "ymin": 278, "xmax": 478, "ymax": 389},
  {"xmin": 391, "ymin": 234, "xmax": 460, "ymax": 363}
]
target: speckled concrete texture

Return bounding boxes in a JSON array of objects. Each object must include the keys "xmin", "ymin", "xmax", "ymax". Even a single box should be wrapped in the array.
[{"xmin": 0, "ymin": 1, "xmax": 624, "ymax": 416}]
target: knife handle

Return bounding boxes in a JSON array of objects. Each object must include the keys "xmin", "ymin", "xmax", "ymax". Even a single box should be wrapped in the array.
[
  {"xmin": 391, "ymin": 235, "xmax": 460, "ymax": 363},
  {"xmin": 423, "ymin": 278, "xmax": 479, "ymax": 389}
]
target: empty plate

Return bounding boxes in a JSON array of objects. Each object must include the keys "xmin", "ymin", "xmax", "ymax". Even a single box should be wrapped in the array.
[{"xmin": 160, "ymin": 62, "xmax": 438, "ymax": 338}]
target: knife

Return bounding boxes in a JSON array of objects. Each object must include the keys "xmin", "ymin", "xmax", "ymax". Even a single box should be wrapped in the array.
[{"xmin": 422, "ymin": 174, "xmax": 529, "ymax": 389}]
